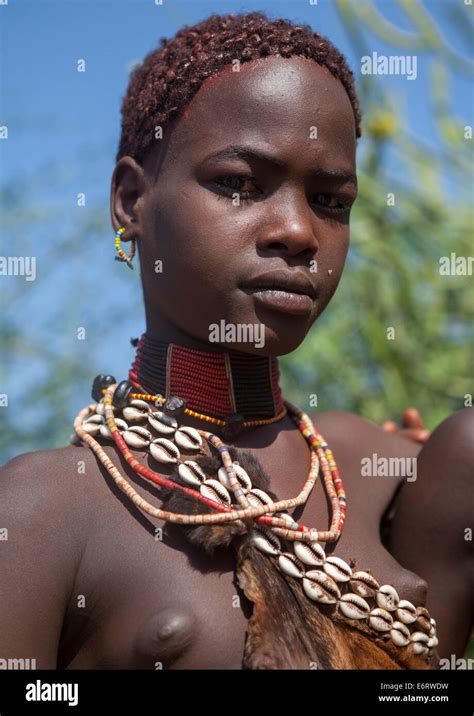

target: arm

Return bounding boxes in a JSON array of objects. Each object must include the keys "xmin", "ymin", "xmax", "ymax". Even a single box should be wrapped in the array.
[{"xmin": 0, "ymin": 451, "xmax": 83, "ymax": 669}]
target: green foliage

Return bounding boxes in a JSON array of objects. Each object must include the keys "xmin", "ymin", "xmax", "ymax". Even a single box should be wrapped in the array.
[{"xmin": 279, "ymin": 0, "xmax": 473, "ymax": 432}]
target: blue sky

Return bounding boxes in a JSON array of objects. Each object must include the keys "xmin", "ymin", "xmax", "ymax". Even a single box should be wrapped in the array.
[
  {"xmin": 1, "ymin": 0, "xmax": 471, "ymax": 191},
  {"xmin": 0, "ymin": 0, "xmax": 472, "ymax": 459}
]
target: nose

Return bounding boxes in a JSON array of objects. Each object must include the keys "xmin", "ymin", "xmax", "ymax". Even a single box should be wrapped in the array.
[{"xmin": 256, "ymin": 189, "xmax": 319, "ymax": 259}]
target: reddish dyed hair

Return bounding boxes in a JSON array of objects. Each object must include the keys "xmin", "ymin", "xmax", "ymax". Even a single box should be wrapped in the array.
[{"xmin": 116, "ymin": 11, "xmax": 362, "ymax": 165}]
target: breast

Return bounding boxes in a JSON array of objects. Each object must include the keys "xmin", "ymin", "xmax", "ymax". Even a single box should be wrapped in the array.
[{"xmin": 133, "ymin": 607, "xmax": 197, "ymax": 668}]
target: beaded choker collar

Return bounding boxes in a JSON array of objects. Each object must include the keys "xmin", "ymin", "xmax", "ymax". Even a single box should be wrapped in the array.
[{"xmin": 128, "ymin": 333, "xmax": 286, "ymax": 437}]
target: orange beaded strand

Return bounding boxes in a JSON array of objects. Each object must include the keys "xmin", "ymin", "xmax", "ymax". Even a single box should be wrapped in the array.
[{"xmin": 128, "ymin": 390, "xmax": 287, "ymax": 428}]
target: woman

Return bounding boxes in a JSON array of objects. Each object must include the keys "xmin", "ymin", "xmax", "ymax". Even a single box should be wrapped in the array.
[{"xmin": 0, "ymin": 11, "xmax": 471, "ymax": 670}]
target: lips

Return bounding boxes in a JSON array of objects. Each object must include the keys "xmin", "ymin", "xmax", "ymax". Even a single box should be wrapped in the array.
[
  {"xmin": 239, "ymin": 269, "xmax": 317, "ymax": 316},
  {"xmin": 240, "ymin": 269, "xmax": 317, "ymax": 299}
]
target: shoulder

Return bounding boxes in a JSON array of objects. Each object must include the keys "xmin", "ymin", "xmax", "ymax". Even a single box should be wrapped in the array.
[
  {"xmin": 0, "ymin": 444, "xmax": 103, "ymax": 546},
  {"xmin": 307, "ymin": 410, "xmax": 420, "ymax": 458},
  {"xmin": 416, "ymin": 407, "xmax": 473, "ymax": 488},
  {"xmin": 1, "ymin": 442, "xmax": 103, "ymax": 493},
  {"xmin": 428, "ymin": 406, "xmax": 473, "ymax": 448}
]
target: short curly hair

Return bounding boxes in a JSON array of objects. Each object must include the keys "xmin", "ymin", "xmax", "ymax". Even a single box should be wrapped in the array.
[{"xmin": 116, "ymin": 11, "xmax": 361, "ymax": 165}]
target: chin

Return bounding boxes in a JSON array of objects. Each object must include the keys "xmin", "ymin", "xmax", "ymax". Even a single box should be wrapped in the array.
[
  {"xmin": 236, "ymin": 330, "xmax": 309, "ymax": 358},
  {"xmin": 205, "ymin": 308, "xmax": 311, "ymax": 354}
]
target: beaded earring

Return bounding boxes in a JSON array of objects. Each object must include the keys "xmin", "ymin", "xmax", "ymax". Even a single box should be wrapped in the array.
[{"xmin": 114, "ymin": 226, "xmax": 136, "ymax": 270}]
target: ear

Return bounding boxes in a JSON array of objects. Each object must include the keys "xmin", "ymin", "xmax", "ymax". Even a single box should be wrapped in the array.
[{"xmin": 110, "ymin": 156, "xmax": 149, "ymax": 241}]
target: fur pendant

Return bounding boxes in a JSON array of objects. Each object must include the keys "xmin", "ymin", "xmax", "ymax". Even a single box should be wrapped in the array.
[
  {"xmin": 161, "ymin": 447, "xmax": 439, "ymax": 670},
  {"xmin": 159, "ymin": 447, "xmax": 278, "ymax": 555}
]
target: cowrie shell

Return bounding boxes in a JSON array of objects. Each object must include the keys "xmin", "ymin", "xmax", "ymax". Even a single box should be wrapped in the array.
[
  {"xmin": 81, "ymin": 423, "xmax": 102, "ymax": 436},
  {"xmin": 129, "ymin": 399, "xmax": 150, "ymax": 410},
  {"xmin": 174, "ymin": 426, "xmax": 202, "ymax": 451},
  {"xmin": 99, "ymin": 424, "xmax": 111, "ymax": 439},
  {"xmin": 369, "ymin": 608, "xmax": 393, "ymax": 633},
  {"xmin": 303, "ymin": 570, "xmax": 340, "ymax": 604},
  {"xmin": 123, "ymin": 405, "xmax": 149, "ymax": 422},
  {"xmin": 411, "ymin": 631, "xmax": 430, "ymax": 655},
  {"xmin": 84, "ymin": 414, "xmax": 105, "ymax": 424},
  {"xmin": 413, "ymin": 644, "xmax": 429, "ymax": 656},
  {"xmin": 99, "ymin": 418, "xmax": 128, "ymax": 440},
  {"xmin": 123, "ymin": 426, "xmax": 152, "ymax": 448},
  {"xmin": 376, "ymin": 585, "xmax": 399, "ymax": 611},
  {"xmin": 350, "ymin": 571, "xmax": 380, "ymax": 599},
  {"xmin": 218, "ymin": 462, "xmax": 252, "ymax": 492},
  {"xmin": 200, "ymin": 479, "xmax": 231, "ymax": 505},
  {"xmin": 339, "ymin": 593, "xmax": 370, "ymax": 620},
  {"xmin": 246, "ymin": 488, "xmax": 274, "ymax": 509},
  {"xmin": 278, "ymin": 552, "xmax": 305, "ymax": 579},
  {"xmin": 411, "ymin": 631, "xmax": 430, "ymax": 643},
  {"xmin": 428, "ymin": 635, "xmax": 439, "ymax": 649},
  {"xmin": 396, "ymin": 599, "xmax": 417, "ymax": 625},
  {"xmin": 390, "ymin": 621, "xmax": 411, "ymax": 647},
  {"xmin": 178, "ymin": 460, "xmax": 206, "ymax": 486},
  {"xmin": 148, "ymin": 411, "xmax": 178, "ymax": 436},
  {"xmin": 81, "ymin": 415, "xmax": 104, "ymax": 435},
  {"xmin": 250, "ymin": 527, "xmax": 281, "ymax": 556},
  {"xmin": 324, "ymin": 556, "xmax": 352, "ymax": 583},
  {"xmin": 149, "ymin": 438, "xmax": 180, "ymax": 464},
  {"xmin": 294, "ymin": 540, "xmax": 326, "ymax": 567}
]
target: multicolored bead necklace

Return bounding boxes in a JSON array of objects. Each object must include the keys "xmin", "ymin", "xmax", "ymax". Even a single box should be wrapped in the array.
[
  {"xmin": 74, "ymin": 377, "xmax": 345, "ymax": 541},
  {"xmin": 71, "ymin": 371, "xmax": 439, "ymax": 664}
]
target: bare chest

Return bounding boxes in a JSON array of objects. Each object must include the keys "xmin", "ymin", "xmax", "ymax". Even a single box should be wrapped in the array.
[{"xmin": 60, "ymin": 423, "xmax": 427, "ymax": 669}]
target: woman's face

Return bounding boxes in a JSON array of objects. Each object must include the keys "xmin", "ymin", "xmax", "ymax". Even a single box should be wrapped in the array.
[{"xmin": 113, "ymin": 55, "xmax": 357, "ymax": 356}]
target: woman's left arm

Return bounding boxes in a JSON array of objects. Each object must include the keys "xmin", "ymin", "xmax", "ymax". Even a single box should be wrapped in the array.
[{"xmin": 387, "ymin": 408, "xmax": 474, "ymax": 662}]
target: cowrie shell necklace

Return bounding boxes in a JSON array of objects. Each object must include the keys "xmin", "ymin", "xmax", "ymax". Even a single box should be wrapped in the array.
[{"xmin": 72, "ymin": 380, "xmax": 438, "ymax": 662}]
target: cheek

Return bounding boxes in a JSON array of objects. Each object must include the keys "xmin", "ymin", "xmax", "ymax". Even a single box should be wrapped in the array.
[
  {"xmin": 140, "ymin": 195, "xmax": 248, "ymax": 328},
  {"xmin": 313, "ymin": 227, "xmax": 350, "ymax": 306},
  {"xmin": 152, "ymin": 189, "xmax": 245, "ymax": 269}
]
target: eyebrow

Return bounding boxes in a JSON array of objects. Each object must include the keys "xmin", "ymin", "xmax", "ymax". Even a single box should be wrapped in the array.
[{"xmin": 202, "ymin": 145, "xmax": 357, "ymax": 186}]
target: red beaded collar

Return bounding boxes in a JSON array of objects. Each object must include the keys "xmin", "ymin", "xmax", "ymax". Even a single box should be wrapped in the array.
[{"xmin": 128, "ymin": 333, "xmax": 285, "ymax": 426}]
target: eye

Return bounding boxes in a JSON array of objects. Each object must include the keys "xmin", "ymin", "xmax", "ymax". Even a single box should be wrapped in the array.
[
  {"xmin": 212, "ymin": 175, "xmax": 261, "ymax": 202},
  {"xmin": 311, "ymin": 192, "xmax": 351, "ymax": 214}
]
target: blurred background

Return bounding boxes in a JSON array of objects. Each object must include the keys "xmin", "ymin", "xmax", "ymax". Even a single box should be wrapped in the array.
[
  {"xmin": 0, "ymin": 0, "xmax": 473, "ymax": 661},
  {"xmin": 1, "ymin": 0, "xmax": 473, "ymax": 459}
]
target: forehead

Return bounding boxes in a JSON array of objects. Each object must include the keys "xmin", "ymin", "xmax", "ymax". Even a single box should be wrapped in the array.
[{"xmin": 162, "ymin": 55, "xmax": 356, "ymax": 169}]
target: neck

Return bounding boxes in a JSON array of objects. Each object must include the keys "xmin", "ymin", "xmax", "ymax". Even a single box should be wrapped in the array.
[{"xmin": 128, "ymin": 333, "xmax": 285, "ymax": 425}]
